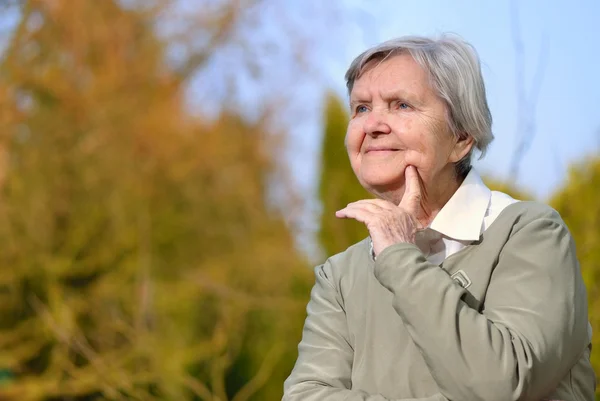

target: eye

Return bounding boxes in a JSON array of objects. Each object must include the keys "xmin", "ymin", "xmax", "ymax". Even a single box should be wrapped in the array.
[
  {"xmin": 355, "ymin": 104, "xmax": 369, "ymax": 114},
  {"xmin": 397, "ymin": 102, "xmax": 410, "ymax": 110}
]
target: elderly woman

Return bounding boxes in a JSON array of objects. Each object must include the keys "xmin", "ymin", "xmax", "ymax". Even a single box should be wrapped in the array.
[{"xmin": 283, "ymin": 35, "xmax": 595, "ymax": 401}]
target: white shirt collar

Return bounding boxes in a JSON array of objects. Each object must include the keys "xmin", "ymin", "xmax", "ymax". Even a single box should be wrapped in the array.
[{"xmin": 428, "ymin": 168, "xmax": 491, "ymax": 241}]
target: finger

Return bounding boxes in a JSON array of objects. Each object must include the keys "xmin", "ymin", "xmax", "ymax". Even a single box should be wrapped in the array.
[
  {"xmin": 344, "ymin": 200, "xmax": 390, "ymax": 213},
  {"xmin": 335, "ymin": 205, "xmax": 376, "ymax": 218},
  {"xmin": 335, "ymin": 207, "xmax": 374, "ymax": 224},
  {"xmin": 399, "ymin": 165, "xmax": 422, "ymax": 214},
  {"xmin": 349, "ymin": 199, "xmax": 396, "ymax": 210}
]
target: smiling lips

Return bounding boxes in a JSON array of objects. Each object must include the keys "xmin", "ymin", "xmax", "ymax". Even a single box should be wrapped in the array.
[{"xmin": 364, "ymin": 146, "xmax": 400, "ymax": 154}]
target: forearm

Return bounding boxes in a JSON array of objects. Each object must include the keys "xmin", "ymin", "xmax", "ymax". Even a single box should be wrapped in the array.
[
  {"xmin": 375, "ymin": 245, "xmax": 518, "ymax": 400},
  {"xmin": 283, "ymin": 384, "xmax": 447, "ymax": 401},
  {"xmin": 374, "ymin": 227, "xmax": 588, "ymax": 401}
]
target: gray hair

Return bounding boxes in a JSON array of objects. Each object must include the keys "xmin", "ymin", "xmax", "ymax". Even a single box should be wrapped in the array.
[{"xmin": 345, "ymin": 34, "xmax": 493, "ymax": 178}]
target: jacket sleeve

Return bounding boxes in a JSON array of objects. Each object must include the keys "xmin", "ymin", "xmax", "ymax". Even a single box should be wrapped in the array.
[
  {"xmin": 283, "ymin": 261, "xmax": 448, "ymax": 401},
  {"xmin": 373, "ymin": 210, "xmax": 590, "ymax": 401}
]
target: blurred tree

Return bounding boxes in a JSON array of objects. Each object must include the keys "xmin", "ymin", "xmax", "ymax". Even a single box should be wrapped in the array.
[
  {"xmin": 549, "ymin": 157, "xmax": 600, "ymax": 387},
  {"xmin": 482, "ymin": 176, "xmax": 534, "ymax": 201},
  {"xmin": 0, "ymin": 1, "xmax": 310, "ymax": 400},
  {"xmin": 317, "ymin": 92, "xmax": 370, "ymax": 257}
]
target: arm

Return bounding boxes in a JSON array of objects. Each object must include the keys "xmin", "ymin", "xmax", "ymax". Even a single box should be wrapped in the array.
[
  {"xmin": 283, "ymin": 261, "xmax": 448, "ymax": 401},
  {"xmin": 373, "ymin": 210, "xmax": 590, "ymax": 401}
]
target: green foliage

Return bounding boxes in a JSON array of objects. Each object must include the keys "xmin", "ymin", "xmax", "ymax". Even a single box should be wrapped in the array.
[
  {"xmin": 0, "ymin": 1, "xmax": 311, "ymax": 400},
  {"xmin": 550, "ymin": 157, "xmax": 600, "ymax": 379},
  {"xmin": 482, "ymin": 176, "xmax": 535, "ymax": 201},
  {"xmin": 318, "ymin": 92, "xmax": 370, "ymax": 257}
]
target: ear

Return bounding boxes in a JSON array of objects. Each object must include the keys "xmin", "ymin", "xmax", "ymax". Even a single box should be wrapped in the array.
[{"xmin": 449, "ymin": 133, "xmax": 474, "ymax": 163}]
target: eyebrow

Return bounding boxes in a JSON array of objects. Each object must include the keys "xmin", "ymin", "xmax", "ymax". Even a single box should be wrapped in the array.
[
  {"xmin": 349, "ymin": 97, "xmax": 370, "ymax": 108},
  {"xmin": 349, "ymin": 89, "xmax": 421, "ymax": 107},
  {"xmin": 380, "ymin": 89, "xmax": 420, "ymax": 103}
]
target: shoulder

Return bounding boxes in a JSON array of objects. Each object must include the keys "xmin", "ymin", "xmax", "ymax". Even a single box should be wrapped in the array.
[
  {"xmin": 498, "ymin": 201, "xmax": 566, "ymax": 229},
  {"xmin": 489, "ymin": 201, "xmax": 572, "ymax": 249},
  {"xmin": 316, "ymin": 238, "xmax": 372, "ymax": 290}
]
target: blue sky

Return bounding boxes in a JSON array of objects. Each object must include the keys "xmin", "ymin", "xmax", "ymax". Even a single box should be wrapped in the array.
[
  {"xmin": 6, "ymin": 0, "xmax": 592, "ymax": 200},
  {"xmin": 186, "ymin": 0, "xmax": 600, "ymax": 256},
  {"xmin": 2, "ymin": 0, "xmax": 598, "ymax": 256},
  {"xmin": 289, "ymin": 0, "xmax": 600, "ymax": 200}
]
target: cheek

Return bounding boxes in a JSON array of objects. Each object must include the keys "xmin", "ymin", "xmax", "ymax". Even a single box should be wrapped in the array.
[
  {"xmin": 402, "ymin": 138, "xmax": 429, "ymax": 166},
  {"xmin": 402, "ymin": 147, "xmax": 441, "ymax": 182},
  {"xmin": 345, "ymin": 122, "xmax": 364, "ymax": 153},
  {"xmin": 403, "ymin": 143, "xmax": 451, "ymax": 184},
  {"xmin": 402, "ymin": 127, "xmax": 447, "ymax": 168}
]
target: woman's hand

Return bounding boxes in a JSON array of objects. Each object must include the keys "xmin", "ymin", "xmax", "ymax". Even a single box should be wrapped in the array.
[{"xmin": 335, "ymin": 165, "xmax": 423, "ymax": 257}]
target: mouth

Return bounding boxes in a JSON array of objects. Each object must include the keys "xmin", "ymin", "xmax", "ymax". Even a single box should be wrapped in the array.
[{"xmin": 365, "ymin": 147, "xmax": 400, "ymax": 154}]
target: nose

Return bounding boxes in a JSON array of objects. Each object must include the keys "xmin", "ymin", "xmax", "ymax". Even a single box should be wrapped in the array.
[{"xmin": 363, "ymin": 109, "xmax": 391, "ymax": 137}]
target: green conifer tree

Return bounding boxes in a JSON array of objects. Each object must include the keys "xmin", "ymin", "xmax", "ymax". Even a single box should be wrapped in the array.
[
  {"xmin": 318, "ymin": 92, "xmax": 370, "ymax": 257},
  {"xmin": 550, "ymin": 157, "xmax": 600, "ymax": 387}
]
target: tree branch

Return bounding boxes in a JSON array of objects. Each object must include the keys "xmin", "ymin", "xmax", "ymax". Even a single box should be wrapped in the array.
[{"xmin": 231, "ymin": 343, "xmax": 285, "ymax": 401}]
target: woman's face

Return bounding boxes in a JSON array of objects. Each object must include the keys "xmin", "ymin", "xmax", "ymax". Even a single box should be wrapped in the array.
[{"xmin": 346, "ymin": 53, "xmax": 472, "ymax": 202}]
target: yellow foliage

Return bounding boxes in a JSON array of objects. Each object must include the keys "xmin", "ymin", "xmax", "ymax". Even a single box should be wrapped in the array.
[
  {"xmin": 482, "ymin": 176, "xmax": 535, "ymax": 201},
  {"xmin": 0, "ymin": 1, "xmax": 310, "ymax": 400},
  {"xmin": 550, "ymin": 157, "xmax": 600, "ymax": 384}
]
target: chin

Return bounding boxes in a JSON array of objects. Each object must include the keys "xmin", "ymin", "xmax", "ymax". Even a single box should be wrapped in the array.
[
  {"xmin": 360, "ymin": 178, "xmax": 405, "ymax": 198},
  {"xmin": 359, "ymin": 170, "xmax": 403, "ymax": 189}
]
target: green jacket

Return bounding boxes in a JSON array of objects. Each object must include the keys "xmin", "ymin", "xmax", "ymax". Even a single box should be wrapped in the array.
[{"xmin": 284, "ymin": 202, "xmax": 595, "ymax": 400}]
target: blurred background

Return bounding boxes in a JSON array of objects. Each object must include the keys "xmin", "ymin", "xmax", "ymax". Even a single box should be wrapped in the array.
[{"xmin": 0, "ymin": 0, "xmax": 598, "ymax": 400}]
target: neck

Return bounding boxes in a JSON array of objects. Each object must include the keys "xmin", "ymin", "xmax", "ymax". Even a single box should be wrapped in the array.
[{"xmin": 418, "ymin": 172, "xmax": 463, "ymax": 227}]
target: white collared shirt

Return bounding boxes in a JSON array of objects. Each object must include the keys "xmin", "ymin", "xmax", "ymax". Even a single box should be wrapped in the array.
[{"xmin": 371, "ymin": 169, "xmax": 519, "ymax": 264}]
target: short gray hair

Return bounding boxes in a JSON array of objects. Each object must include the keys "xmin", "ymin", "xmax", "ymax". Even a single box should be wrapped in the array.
[{"xmin": 345, "ymin": 34, "xmax": 493, "ymax": 178}]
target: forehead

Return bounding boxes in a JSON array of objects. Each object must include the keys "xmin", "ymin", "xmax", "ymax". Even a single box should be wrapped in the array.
[{"xmin": 350, "ymin": 53, "xmax": 431, "ymax": 96}]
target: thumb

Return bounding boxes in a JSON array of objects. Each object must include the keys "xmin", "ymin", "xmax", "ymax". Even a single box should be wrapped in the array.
[{"xmin": 399, "ymin": 165, "xmax": 422, "ymax": 214}]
